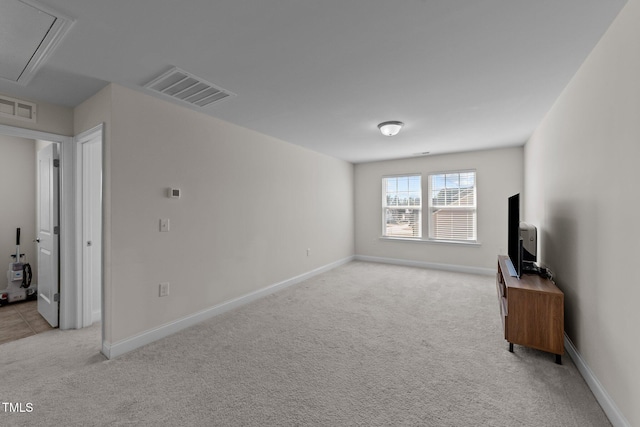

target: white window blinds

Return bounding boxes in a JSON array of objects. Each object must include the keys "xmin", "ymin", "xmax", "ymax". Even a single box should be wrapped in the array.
[{"xmin": 428, "ymin": 171, "xmax": 476, "ymax": 241}]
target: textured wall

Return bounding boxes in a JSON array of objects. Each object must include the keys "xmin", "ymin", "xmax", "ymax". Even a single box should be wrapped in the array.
[
  {"xmin": 0, "ymin": 135, "xmax": 36, "ymax": 284},
  {"xmin": 524, "ymin": 0, "xmax": 639, "ymax": 424},
  {"xmin": 89, "ymin": 84, "xmax": 355, "ymax": 343}
]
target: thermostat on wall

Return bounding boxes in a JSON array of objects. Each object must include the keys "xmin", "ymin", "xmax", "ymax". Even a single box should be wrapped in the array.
[{"xmin": 167, "ymin": 188, "xmax": 181, "ymax": 198}]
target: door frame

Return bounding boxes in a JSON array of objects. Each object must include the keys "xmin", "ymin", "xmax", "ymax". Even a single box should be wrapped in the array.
[
  {"xmin": 74, "ymin": 124, "xmax": 103, "ymax": 328},
  {"xmin": 0, "ymin": 123, "xmax": 80, "ymax": 330}
]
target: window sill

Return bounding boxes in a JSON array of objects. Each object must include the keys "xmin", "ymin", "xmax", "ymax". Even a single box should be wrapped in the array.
[{"xmin": 379, "ymin": 236, "xmax": 481, "ymax": 247}]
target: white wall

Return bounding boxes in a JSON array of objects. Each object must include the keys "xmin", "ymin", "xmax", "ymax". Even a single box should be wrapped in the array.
[
  {"xmin": 524, "ymin": 0, "xmax": 639, "ymax": 425},
  {"xmin": 0, "ymin": 135, "xmax": 37, "ymax": 285},
  {"xmin": 355, "ymin": 147, "xmax": 523, "ymax": 271},
  {"xmin": 75, "ymin": 84, "xmax": 354, "ymax": 344}
]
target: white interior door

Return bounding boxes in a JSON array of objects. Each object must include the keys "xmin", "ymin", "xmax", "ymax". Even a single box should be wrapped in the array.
[
  {"xmin": 37, "ymin": 143, "xmax": 59, "ymax": 327},
  {"xmin": 81, "ymin": 135, "xmax": 102, "ymax": 325}
]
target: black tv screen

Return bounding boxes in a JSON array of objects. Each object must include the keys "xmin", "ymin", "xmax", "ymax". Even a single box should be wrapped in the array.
[{"xmin": 508, "ymin": 193, "xmax": 521, "ymax": 276}]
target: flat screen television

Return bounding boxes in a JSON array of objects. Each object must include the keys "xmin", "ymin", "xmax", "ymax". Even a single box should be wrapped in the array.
[
  {"xmin": 507, "ymin": 193, "xmax": 522, "ymax": 278},
  {"xmin": 508, "ymin": 193, "xmax": 538, "ymax": 278}
]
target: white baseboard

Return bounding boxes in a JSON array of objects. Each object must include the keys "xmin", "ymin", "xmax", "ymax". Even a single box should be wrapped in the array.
[
  {"xmin": 564, "ymin": 334, "xmax": 631, "ymax": 427},
  {"xmin": 355, "ymin": 254, "xmax": 496, "ymax": 276},
  {"xmin": 102, "ymin": 256, "xmax": 354, "ymax": 359}
]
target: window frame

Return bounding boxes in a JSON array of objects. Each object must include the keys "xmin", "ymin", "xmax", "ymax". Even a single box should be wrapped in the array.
[
  {"xmin": 427, "ymin": 169, "xmax": 477, "ymax": 243},
  {"xmin": 381, "ymin": 173, "xmax": 422, "ymax": 239}
]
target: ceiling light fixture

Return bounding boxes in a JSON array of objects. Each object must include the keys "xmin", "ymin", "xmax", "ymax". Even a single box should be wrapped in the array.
[{"xmin": 378, "ymin": 121, "xmax": 404, "ymax": 136}]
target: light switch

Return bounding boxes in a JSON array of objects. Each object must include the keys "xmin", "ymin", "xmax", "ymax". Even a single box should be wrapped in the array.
[
  {"xmin": 159, "ymin": 282, "xmax": 170, "ymax": 297},
  {"xmin": 160, "ymin": 218, "xmax": 170, "ymax": 232}
]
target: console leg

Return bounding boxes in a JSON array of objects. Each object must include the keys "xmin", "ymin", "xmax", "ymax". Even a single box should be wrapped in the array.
[
  {"xmin": 555, "ymin": 354, "xmax": 562, "ymax": 365},
  {"xmin": 508, "ymin": 342, "xmax": 514, "ymax": 353}
]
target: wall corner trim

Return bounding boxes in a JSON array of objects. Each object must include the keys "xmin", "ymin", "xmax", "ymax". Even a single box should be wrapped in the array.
[
  {"xmin": 102, "ymin": 256, "xmax": 354, "ymax": 359},
  {"xmin": 354, "ymin": 254, "xmax": 496, "ymax": 276},
  {"xmin": 564, "ymin": 334, "xmax": 631, "ymax": 427}
]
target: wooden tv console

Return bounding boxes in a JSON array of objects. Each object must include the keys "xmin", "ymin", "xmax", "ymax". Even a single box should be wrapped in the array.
[{"xmin": 496, "ymin": 255, "xmax": 564, "ymax": 364}]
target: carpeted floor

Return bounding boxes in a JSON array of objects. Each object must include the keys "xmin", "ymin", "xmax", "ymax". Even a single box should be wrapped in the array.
[{"xmin": 0, "ymin": 261, "xmax": 610, "ymax": 426}]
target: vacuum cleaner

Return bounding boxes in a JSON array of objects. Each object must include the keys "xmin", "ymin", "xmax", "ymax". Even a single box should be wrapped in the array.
[{"xmin": 0, "ymin": 228, "xmax": 36, "ymax": 307}]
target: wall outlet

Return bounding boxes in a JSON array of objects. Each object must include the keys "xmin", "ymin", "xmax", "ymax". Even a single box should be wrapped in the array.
[
  {"xmin": 160, "ymin": 218, "xmax": 170, "ymax": 232},
  {"xmin": 159, "ymin": 282, "xmax": 170, "ymax": 297}
]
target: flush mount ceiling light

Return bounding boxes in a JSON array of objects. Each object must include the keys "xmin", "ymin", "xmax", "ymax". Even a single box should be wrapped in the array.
[{"xmin": 378, "ymin": 121, "xmax": 404, "ymax": 136}]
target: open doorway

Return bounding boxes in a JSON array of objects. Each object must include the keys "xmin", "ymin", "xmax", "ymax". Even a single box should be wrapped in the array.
[
  {"xmin": 0, "ymin": 134, "xmax": 55, "ymax": 343},
  {"xmin": 0, "ymin": 123, "xmax": 103, "ymax": 348}
]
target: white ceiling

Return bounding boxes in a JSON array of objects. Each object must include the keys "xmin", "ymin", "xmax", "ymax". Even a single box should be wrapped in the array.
[{"xmin": 0, "ymin": 0, "xmax": 627, "ymax": 163}]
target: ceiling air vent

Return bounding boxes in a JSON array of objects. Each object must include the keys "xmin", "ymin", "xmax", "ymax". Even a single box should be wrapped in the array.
[
  {"xmin": 0, "ymin": 94, "xmax": 36, "ymax": 122},
  {"xmin": 144, "ymin": 67, "xmax": 236, "ymax": 108}
]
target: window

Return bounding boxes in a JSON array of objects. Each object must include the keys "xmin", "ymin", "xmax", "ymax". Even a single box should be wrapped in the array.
[
  {"xmin": 428, "ymin": 171, "xmax": 476, "ymax": 241},
  {"xmin": 382, "ymin": 175, "xmax": 421, "ymax": 238}
]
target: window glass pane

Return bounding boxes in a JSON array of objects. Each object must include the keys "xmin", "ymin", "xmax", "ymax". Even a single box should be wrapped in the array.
[
  {"xmin": 460, "ymin": 172, "xmax": 475, "ymax": 187},
  {"xmin": 386, "ymin": 178, "xmax": 397, "ymax": 192},
  {"xmin": 408, "ymin": 176, "xmax": 421, "ymax": 192},
  {"xmin": 409, "ymin": 192, "xmax": 420, "ymax": 206},
  {"xmin": 445, "ymin": 173, "xmax": 460, "ymax": 188},
  {"xmin": 385, "ymin": 208, "xmax": 421, "ymax": 237}
]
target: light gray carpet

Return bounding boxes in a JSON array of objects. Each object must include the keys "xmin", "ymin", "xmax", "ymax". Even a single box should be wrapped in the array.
[{"xmin": 0, "ymin": 261, "xmax": 610, "ymax": 426}]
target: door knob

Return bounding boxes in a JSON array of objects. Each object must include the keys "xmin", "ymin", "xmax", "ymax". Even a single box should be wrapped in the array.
[
  {"xmin": 87, "ymin": 241, "xmax": 92, "ymax": 247},
  {"xmin": 34, "ymin": 238, "xmax": 41, "ymax": 243}
]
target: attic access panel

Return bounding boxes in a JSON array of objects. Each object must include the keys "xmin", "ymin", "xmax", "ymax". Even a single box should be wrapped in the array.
[{"xmin": 0, "ymin": 0, "xmax": 73, "ymax": 85}]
